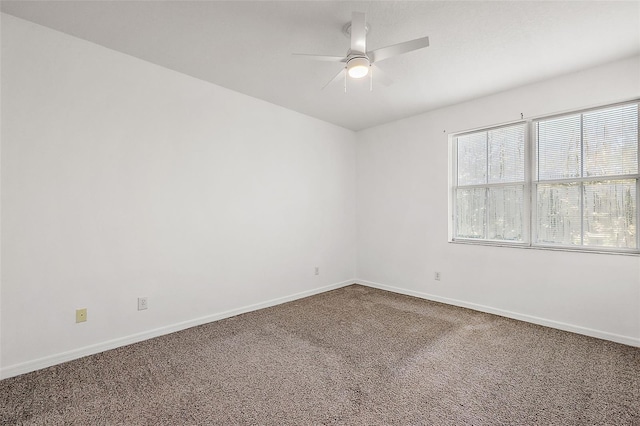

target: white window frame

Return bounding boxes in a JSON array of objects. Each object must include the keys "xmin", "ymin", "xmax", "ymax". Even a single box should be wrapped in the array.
[
  {"xmin": 451, "ymin": 121, "xmax": 529, "ymax": 246},
  {"xmin": 449, "ymin": 99, "xmax": 640, "ymax": 255}
]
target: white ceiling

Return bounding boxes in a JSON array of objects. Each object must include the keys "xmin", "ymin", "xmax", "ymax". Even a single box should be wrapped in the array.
[{"xmin": 2, "ymin": 1, "xmax": 639, "ymax": 131}]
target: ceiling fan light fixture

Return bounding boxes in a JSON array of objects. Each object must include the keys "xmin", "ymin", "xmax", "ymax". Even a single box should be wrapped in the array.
[
  {"xmin": 293, "ymin": 11, "xmax": 430, "ymax": 90},
  {"xmin": 347, "ymin": 57, "xmax": 370, "ymax": 79}
]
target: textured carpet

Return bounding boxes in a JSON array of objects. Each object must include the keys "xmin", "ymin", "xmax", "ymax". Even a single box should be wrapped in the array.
[{"xmin": 1, "ymin": 284, "xmax": 639, "ymax": 425}]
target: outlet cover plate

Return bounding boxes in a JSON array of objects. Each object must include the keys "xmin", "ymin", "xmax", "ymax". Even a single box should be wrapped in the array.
[
  {"xmin": 138, "ymin": 297, "xmax": 148, "ymax": 311},
  {"xmin": 76, "ymin": 308, "xmax": 87, "ymax": 323}
]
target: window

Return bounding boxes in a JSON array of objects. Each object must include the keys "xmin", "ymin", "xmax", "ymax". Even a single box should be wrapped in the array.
[
  {"xmin": 455, "ymin": 123, "xmax": 526, "ymax": 242},
  {"xmin": 451, "ymin": 101, "xmax": 639, "ymax": 254}
]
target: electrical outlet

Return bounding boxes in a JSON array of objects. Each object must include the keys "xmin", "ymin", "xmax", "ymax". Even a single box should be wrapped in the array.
[
  {"xmin": 315, "ymin": 266, "xmax": 320, "ymax": 275},
  {"xmin": 434, "ymin": 272, "xmax": 441, "ymax": 281},
  {"xmin": 138, "ymin": 297, "xmax": 148, "ymax": 311},
  {"xmin": 76, "ymin": 308, "xmax": 87, "ymax": 323}
]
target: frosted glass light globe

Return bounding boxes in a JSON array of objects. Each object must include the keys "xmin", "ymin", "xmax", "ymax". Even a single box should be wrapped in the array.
[{"xmin": 347, "ymin": 57, "xmax": 370, "ymax": 79}]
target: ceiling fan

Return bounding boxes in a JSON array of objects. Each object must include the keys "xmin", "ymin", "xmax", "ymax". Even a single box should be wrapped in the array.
[{"xmin": 293, "ymin": 12, "xmax": 430, "ymax": 91}]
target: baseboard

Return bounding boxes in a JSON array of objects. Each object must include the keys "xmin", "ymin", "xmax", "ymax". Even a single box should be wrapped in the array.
[
  {"xmin": 6, "ymin": 278, "xmax": 634, "ymax": 379},
  {"xmin": 1, "ymin": 279, "xmax": 356, "ymax": 380},
  {"xmin": 357, "ymin": 279, "xmax": 640, "ymax": 348}
]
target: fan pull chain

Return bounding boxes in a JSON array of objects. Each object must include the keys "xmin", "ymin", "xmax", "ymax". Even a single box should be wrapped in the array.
[{"xmin": 344, "ymin": 68, "xmax": 347, "ymax": 93}]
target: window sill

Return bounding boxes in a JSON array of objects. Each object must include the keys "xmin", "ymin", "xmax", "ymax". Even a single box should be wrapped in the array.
[{"xmin": 449, "ymin": 239, "xmax": 640, "ymax": 256}]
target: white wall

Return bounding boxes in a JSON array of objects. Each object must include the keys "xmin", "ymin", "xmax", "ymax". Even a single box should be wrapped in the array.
[
  {"xmin": 357, "ymin": 56, "xmax": 640, "ymax": 346},
  {"xmin": 0, "ymin": 14, "xmax": 356, "ymax": 378}
]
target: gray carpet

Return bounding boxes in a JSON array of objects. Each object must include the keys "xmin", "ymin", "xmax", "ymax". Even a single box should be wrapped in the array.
[{"xmin": 1, "ymin": 284, "xmax": 639, "ymax": 425}]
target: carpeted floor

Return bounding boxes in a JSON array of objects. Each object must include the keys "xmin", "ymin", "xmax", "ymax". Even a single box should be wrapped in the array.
[{"xmin": 1, "ymin": 284, "xmax": 639, "ymax": 425}]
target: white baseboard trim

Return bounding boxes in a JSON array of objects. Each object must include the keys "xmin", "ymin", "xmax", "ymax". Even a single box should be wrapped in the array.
[
  {"xmin": 1, "ymin": 279, "xmax": 355, "ymax": 380},
  {"xmin": 357, "ymin": 279, "xmax": 640, "ymax": 348}
]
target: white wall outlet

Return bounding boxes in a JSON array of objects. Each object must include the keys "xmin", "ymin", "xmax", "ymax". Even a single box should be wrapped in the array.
[
  {"xmin": 315, "ymin": 266, "xmax": 320, "ymax": 275},
  {"xmin": 138, "ymin": 297, "xmax": 148, "ymax": 311},
  {"xmin": 434, "ymin": 272, "xmax": 441, "ymax": 281}
]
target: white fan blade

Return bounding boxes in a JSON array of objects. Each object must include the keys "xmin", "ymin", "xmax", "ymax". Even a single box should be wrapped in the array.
[
  {"xmin": 292, "ymin": 53, "xmax": 346, "ymax": 62},
  {"xmin": 350, "ymin": 12, "xmax": 367, "ymax": 54},
  {"xmin": 322, "ymin": 67, "xmax": 346, "ymax": 91},
  {"xmin": 369, "ymin": 36, "xmax": 429, "ymax": 63},
  {"xmin": 372, "ymin": 65, "xmax": 393, "ymax": 87}
]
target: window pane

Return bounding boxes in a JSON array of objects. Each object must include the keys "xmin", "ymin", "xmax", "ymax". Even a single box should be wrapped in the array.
[
  {"xmin": 583, "ymin": 104, "xmax": 638, "ymax": 177},
  {"xmin": 536, "ymin": 183, "xmax": 581, "ymax": 245},
  {"xmin": 488, "ymin": 125, "xmax": 525, "ymax": 183},
  {"xmin": 583, "ymin": 180, "xmax": 637, "ymax": 249},
  {"xmin": 457, "ymin": 132, "xmax": 487, "ymax": 185},
  {"xmin": 456, "ymin": 188, "xmax": 486, "ymax": 239},
  {"xmin": 487, "ymin": 185, "xmax": 524, "ymax": 241},
  {"xmin": 537, "ymin": 115, "xmax": 581, "ymax": 180}
]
